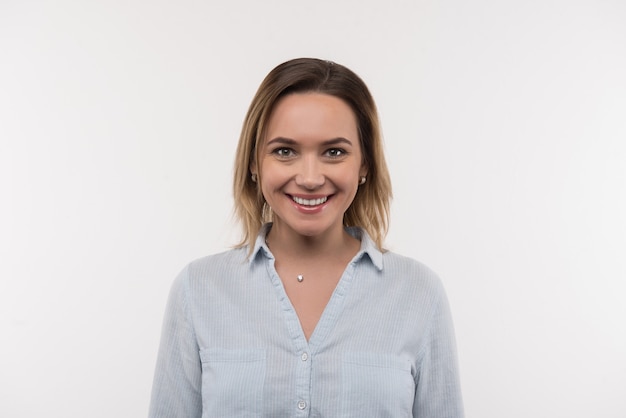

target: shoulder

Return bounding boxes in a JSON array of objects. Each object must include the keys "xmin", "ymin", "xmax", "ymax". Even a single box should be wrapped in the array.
[
  {"xmin": 379, "ymin": 250, "xmax": 446, "ymax": 300},
  {"xmin": 165, "ymin": 247, "xmax": 253, "ymax": 311},
  {"xmin": 171, "ymin": 247, "xmax": 250, "ymax": 290},
  {"xmin": 187, "ymin": 247, "xmax": 249, "ymax": 274},
  {"xmin": 382, "ymin": 251, "xmax": 442, "ymax": 283}
]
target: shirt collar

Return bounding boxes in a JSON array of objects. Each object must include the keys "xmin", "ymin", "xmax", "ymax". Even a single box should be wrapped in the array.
[
  {"xmin": 249, "ymin": 223, "xmax": 274, "ymax": 263},
  {"xmin": 248, "ymin": 223, "xmax": 383, "ymax": 271}
]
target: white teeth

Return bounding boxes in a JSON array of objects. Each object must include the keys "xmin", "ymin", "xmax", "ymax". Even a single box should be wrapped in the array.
[{"xmin": 292, "ymin": 196, "xmax": 328, "ymax": 206}]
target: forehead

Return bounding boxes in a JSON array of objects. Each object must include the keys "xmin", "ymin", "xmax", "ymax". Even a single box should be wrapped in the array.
[{"xmin": 264, "ymin": 93, "xmax": 358, "ymax": 142}]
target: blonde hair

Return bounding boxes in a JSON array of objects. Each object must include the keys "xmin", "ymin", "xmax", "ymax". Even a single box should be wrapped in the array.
[{"xmin": 233, "ymin": 58, "xmax": 392, "ymax": 251}]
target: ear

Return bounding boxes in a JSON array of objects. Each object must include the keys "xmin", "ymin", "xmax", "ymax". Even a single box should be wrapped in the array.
[
  {"xmin": 249, "ymin": 157, "xmax": 257, "ymax": 176},
  {"xmin": 359, "ymin": 161, "xmax": 368, "ymax": 178}
]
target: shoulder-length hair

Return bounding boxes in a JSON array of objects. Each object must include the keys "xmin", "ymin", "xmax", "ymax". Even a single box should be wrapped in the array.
[{"xmin": 233, "ymin": 58, "xmax": 392, "ymax": 251}]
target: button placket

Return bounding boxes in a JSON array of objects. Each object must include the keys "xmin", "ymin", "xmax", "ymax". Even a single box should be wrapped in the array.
[{"xmin": 294, "ymin": 348, "xmax": 311, "ymax": 414}]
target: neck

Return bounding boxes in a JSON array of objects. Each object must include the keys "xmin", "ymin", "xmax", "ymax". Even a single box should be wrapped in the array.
[{"xmin": 265, "ymin": 223, "xmax": 358, "ymax": 260}]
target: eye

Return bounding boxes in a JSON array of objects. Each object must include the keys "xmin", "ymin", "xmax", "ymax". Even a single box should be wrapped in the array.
[
  {"xmin": 272, "ymin": 147, "xmax": 295, "ymax": 158},
  {"xmin": 325, "ymin": 148, "xmax": 346, "ymax": 158}
]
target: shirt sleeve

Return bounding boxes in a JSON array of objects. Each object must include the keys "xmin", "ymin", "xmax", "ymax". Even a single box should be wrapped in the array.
[
  {"xmin": 149, "ymin": 265, "xmax": 202, "ymax": 418},
  {"xmin": 413, "ymin": 282, "xmax": 464, "ymax": 418}
]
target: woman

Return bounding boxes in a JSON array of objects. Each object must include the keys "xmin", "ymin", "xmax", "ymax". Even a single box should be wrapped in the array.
[{"xmin": 149, "ymin": 58, "xmax": 464, "ymax": 417}]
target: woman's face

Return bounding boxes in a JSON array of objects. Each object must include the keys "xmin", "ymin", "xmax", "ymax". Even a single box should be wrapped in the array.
[{"xmin": 253, "ymin": 92, "xmax": 367, "ymax": 241}]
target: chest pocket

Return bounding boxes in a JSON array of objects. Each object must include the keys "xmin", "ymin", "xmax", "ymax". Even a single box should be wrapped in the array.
[
  {"xmin": 341, "ymin": 352, "xmax": 415, "ymax": 418},
  {"xmin": 199, "ymin": 348, "xmax": 266, "ymax": 418}
]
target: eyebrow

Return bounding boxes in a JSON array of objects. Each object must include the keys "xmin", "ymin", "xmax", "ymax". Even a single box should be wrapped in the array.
[{"xmin": 266, "ymin": 137, "xmax": 354, "ymax": 146}]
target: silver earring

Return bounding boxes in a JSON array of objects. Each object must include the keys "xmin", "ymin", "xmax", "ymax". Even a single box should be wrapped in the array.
[
  {"xmin": 251, "ymin": 174, "xmax": 257, "ymax": 183},
  {"xmin": 359, "ymin": 176, "xmax": 366, "ymax": 185}
]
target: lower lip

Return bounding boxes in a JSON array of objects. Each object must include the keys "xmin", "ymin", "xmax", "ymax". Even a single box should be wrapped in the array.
[{"xmin": 290, "ymin": 197, "xmax": 330, "ymax": 214}]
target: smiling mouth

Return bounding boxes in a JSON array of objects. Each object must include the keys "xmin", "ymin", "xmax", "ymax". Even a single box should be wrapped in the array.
[{"xmin": 291, "ymin": 195, "xmax": 329, "ymax": 206}]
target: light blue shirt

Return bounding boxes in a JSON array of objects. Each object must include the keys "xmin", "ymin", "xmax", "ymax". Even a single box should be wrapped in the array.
[{"xmin": 149, "ymin": 225, "xmax": 464, "ymax": 417}]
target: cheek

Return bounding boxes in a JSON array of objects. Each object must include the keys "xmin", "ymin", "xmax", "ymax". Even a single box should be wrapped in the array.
[
  {"xmin": 259, "ymin": 159, "xmax": 293, "ymax": 184},
  {"xmin": 258, "ymin": 171, "xmax": 284, "ymax": 199}
]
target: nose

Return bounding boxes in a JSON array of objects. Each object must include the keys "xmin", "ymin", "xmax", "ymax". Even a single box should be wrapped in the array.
[{"xmin": 294, "ymin": 156, "xmax": 325, "ymax": 190}]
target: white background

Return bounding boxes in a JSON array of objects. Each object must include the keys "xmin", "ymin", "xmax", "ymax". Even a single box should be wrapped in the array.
[{"xmin": 1, "ymin": 0, "xmax": 625, "ymax": 417}]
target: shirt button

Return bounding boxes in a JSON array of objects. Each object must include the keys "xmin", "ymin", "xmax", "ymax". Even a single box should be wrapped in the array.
[
  {"xmin": 298, "ymin": 400, "xmax": 307, "ymax": 410},
  {"xmin": 301, "ymin": 352, "xmax": 308, "ymax": 361}
]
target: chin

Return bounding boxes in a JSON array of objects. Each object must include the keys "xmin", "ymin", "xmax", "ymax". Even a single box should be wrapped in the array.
[
  {"xmin": 290, "ymin": 220, "xmax": 339, "ymax": 239},
  {"xmin": 290, "ymin": 225, "xmax": 324, "ymax": 237}
]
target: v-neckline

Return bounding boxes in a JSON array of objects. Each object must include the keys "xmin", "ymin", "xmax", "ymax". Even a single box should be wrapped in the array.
[{"xmin": 266, "ymin": 254, "xmax": 359, "ymax": 351}]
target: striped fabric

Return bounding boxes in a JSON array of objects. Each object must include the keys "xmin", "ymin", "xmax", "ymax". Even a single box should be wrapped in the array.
[{"xmin": 149, "ymin": 224, "xmax": 464, "ymax": 417}]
